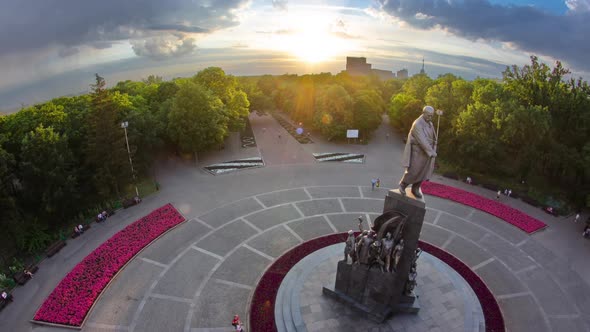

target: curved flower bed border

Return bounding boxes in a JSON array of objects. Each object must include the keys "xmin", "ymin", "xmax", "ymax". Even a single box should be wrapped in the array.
[
  {"xmin": 422, "ymin": 181, "xmax": 546, "ymax": 234},
  {"xmin": 32, "ymin": 203, "xmax": 185, "ymax": 329},
  {"xmin": 249, "ymin": 233, "xmax": 505, "ymax": 332}
]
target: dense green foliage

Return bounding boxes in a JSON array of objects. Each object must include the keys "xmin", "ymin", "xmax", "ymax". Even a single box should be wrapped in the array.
[
  {"xmin": 387, "ymin": 56, "xmax": 590, "ymax": 209},
  {"xmin": 0, "ymin": 67, "xmax": 249, "ymax": 266},
  {"xmin": 238, "ymin": 72, "xmax": 390, "ymax": 140}
]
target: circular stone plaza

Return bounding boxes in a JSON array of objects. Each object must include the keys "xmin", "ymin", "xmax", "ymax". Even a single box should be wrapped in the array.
[{"xmin": 1, "ymin": 113, "xmax": 589, "ymax": 332}]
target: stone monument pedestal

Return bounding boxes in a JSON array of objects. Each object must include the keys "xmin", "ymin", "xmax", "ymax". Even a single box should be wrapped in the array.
[{"xmin": 323, "ymin": 189, "xmax": 425, "ymax": 322}]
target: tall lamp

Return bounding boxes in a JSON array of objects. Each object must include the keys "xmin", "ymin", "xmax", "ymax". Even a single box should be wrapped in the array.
[{"xmin": 121, "ymin": 121, "xmax": 139, "ymax": 197}]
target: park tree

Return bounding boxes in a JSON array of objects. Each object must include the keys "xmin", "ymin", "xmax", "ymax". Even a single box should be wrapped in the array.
[
  {"xmin": 499, "ymin": 103, "xmax": 551, "ymax": 179},
  {"xmin": 194, "ymin": 67, "xmax": 250, "ymax": 131},
  {"xmin": 452, "ymin": 101, "xmax": 503, "ymax": 172},
  {"xmin": 352, "ymin": 89, "xmax": 384, "ymax": 138},
  {"xmin": 0, "ymin": 136, "xmax": 20, "ymax": 262},
  {"xmin": 382, "ymin": 79, "xmax": 404, "ymax": 102},
  {"xmin": 388, "ymin": 93, "xmax": 421, "ymax": 133},
  {"xmin": 167, "ymin": 81, "xmax": 226, "ymax": 162},
  {"xmin": 19, "ymin": 125, "xmax": 78, "ymax": 223},
  {"xmin": 142, "ymin": 75, "xmax": 163, "ymax": 85},
  {"xmin": 257, "ymin": 75, "xmax": 277, "ymax": 96},
  {"xmin": 402, "ymin": 74, "xmax": 433, "ymax": 102},
  {"xmin": 85, "ymin": 74, "xmax": 132, "ymax": 198},
  {"xmin": 313, "ymin": 84, "xmax": 353, "ymax": 139},
  {"xmin": 1, "ymin": 102, "xmax": 67, "ymax": 157}
]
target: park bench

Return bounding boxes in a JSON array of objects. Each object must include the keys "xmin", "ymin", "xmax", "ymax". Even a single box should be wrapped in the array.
[
  {"xmin": 122, "ymin": 198, "xmax": 140, "ymax": 209},
  {"xmin": 520, "ymin": 195, "xmax": 542, "ymax": 207},
  {"xmin": 12, "ymin": 264, "xmax": 39, "ymax": 285},
  {"xmin": 45, "ymin": 240, "xmax": 66, "ymax": 258}
]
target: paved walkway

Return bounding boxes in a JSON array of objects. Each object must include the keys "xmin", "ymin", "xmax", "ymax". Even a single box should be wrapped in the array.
[{"xmin": 1, "ymin": 114, "xmax": 589, "ymax": 332}]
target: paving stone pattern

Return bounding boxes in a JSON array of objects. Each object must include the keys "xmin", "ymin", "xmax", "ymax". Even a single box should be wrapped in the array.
[{"xmin": 79, "ymin": 186, "xmax": 590, "ymax": 331}]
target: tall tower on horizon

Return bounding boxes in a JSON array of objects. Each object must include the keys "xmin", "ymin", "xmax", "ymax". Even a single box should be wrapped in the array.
[{"xmin": 420, "ymin": 57, "xmax": 425, "ymax": 75}]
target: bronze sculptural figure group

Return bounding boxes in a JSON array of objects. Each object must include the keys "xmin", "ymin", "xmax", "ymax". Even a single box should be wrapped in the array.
[{"xmin": 343, "ymin": 229, "xmax": 405, "ymax": 273}]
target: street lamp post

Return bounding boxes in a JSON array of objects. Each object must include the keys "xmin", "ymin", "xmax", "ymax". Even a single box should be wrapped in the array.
[{"xmin": 121, "ymin": 121, "xmax": 139, "ymax": 197}]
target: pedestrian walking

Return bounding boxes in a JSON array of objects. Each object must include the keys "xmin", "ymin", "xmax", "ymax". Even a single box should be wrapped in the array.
[
  {"xmin": 574, "ymin": 213, "xmax": 580, "ymax": 223},
  {"xmin": 371, "ymin": 178, "xmax": 377, "ymax": 191},
  {"xmin": 504, "ymin": 189, "xmax": 508, "ymax": 195},
  {"xmin": 466, "ymin": 176, "xmax": 472, "ymax": 184},
  {"xmin": 496, "ymin": 190, "xmax": 501, "ymax": 200},
  {"xmin": 232, "ymin": 314, "xmax": 240, "ymax": 329},
  {"xmin": 507, "ymin": 189, "xmax": 512, "ymax": 197},
  {"xmin": 376, "ymin": 178, "xmax": 381, "ymax": 188}
]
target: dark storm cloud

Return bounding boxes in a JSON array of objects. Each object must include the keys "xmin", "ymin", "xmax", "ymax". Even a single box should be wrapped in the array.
[
  {"xmin": 376, "ymin": 0, "xmax": 590, "ymax": 70},
  {"xmin": 0, "ymin": 0, "xmax": 248, "ymax": 56}
]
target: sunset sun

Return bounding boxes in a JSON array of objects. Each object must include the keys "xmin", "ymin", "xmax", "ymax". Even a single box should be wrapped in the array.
[{"xmin": 257, "ymin": 10, "xmax": 357, "ymax": 63}]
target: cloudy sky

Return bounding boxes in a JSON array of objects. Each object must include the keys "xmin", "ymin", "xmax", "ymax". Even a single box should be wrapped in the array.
[{"xmin": 1, "ymin": 0, "xmax": 589, "ymax": 111}]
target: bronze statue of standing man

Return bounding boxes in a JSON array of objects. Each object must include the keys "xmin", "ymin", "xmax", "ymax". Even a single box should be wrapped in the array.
[{"xmin": 399, "ymin": 106, "xmax": 438, "ymax": 198}]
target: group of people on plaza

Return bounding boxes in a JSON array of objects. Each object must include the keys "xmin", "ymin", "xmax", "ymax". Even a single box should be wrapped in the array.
[
  {"xmin": 96, "ymin": 210, "xmax": 110, "ymax": 222},
  {"xmin": 496, "ymin": 189, "xmax": 513, "ymax": 200},
  {"xmin": 74, "ymin": 224, "xmax": 85, "ymax": 235},
  {"xmin": 371, "ymin": 178, "xmax": 381, "ymax": 191}
]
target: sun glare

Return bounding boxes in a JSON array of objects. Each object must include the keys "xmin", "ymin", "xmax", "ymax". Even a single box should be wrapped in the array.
[
  {"xmin": 261, "ymin": 11, "xmax": 357, "ymax": 63},
  {"xmin": 289, "ymin": 30, "xmax": 349, "ymax": 63}
]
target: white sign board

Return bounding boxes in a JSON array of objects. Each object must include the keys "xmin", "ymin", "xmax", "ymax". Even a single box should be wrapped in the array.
[{"xmin": 346, "ymin": 129, "xmax": 359, "ymax": 138}]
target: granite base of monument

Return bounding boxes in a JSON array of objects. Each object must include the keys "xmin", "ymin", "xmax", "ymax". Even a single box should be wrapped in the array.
[{"xmin": 323, "ymin": 189, "xmax": 425, "ymax": 322}]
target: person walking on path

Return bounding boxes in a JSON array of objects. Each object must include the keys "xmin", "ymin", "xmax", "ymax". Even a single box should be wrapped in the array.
[
  {"xmin": 507, "ymin": 189, "xmax": 512, "ymax": 197},
  {"xmin": 232, "ymin": 315, "xmax": 240, "ymax": 329},
  {"xmin": 496, "ymin": 190, "xmax": 501, "ymax": 200},
  {"xmin": 371, "ymin": 178, "xmax": 377, "ymax": 191},
  {"xmin": 574, "ymin": 213, "xmax": 580, "ymax": 223},
  {"xmin": 376, "ymin": 178, "xmax": 381, "ymax": 188}
]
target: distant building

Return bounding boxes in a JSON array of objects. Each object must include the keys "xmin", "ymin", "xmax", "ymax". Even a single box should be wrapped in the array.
[
  {"xmin": 396, "ymin": 69, "xmax": 408, "ymax": 79},
  {"xmin": 345, "ymin": 57, "xmax": 393, "ymax": 80},
  {"xmin": 371, "ymin": 69, "xmax": 394, "ymax": 80},
  {"xmin": 346, "ymin": 57, "xmax": 372, "ymax": 76}
]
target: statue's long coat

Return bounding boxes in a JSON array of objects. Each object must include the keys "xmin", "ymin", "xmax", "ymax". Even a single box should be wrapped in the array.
[{"xmin": 401, "ymin": 114, "xmax": 437, "ymax": 184}]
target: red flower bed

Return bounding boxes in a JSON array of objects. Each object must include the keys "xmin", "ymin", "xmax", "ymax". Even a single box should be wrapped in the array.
[
  {"xmin": 422, "ymin": 181, "xmax": 546, "ymax": 234},
  {"xmin": 33, "ymin": 204, "xmax": 184, "ymax": 327},
  {"xmin": 249, "ymin": 234, "xmax": 505, "ymax": 332}
]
